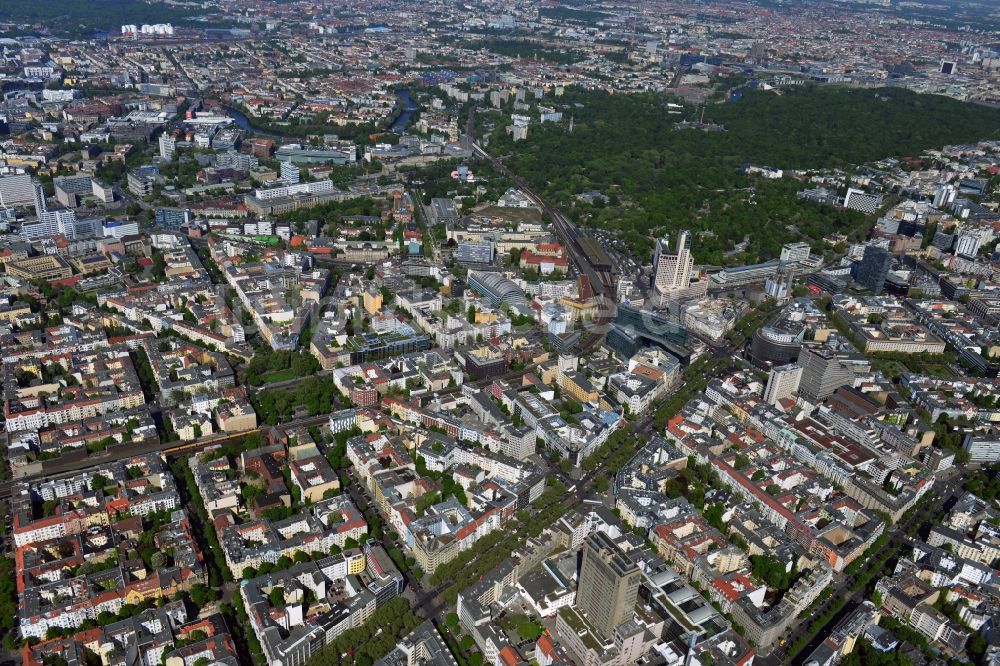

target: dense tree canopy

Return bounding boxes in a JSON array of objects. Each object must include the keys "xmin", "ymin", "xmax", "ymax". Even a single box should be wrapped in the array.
[
  {"xmin": 245, "ymin": 349, "xmax": 321, "ymax": 386},
  {"xmin": 0, "ymin": 557, "xmax": 16, "ymax": 647},
  {"xmin": 0, "ymin": 0, "xmax": 218, "ymax": 36},
  {"xmin": 490, "ymin": 86, "xmax": 1000, "ymax": 264},
  {"xmin": 307, "ymin": 597, "xmax": 421, "ymax": 666},
  {"xmin": 749, "ymin": 553, "xmax": 798, "ymax": 591},
  {"xmin": 705, "ymin": 86, "xmax": 1000, "ymax": 168},
  {"xmin": 251, "ymin": 375, "xmax": 338, "ymax": 424},
  {"xmin": 966, "ymin": 462, "xmax": 1000, "ymax": 501},
  {"xmin": 840, "ymin": 639, "xmax": 913, "ymax": 666}
]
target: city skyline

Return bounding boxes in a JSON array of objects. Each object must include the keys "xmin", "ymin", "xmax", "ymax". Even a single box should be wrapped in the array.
[{"xmin": 1, "ymin": 2, "xmax": 1000, "ymax": 666}]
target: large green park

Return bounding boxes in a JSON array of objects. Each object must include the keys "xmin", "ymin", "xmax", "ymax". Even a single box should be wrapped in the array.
[{"xmin": 488, "ymin": 85, "xmax": 1000, "ymax": 265}]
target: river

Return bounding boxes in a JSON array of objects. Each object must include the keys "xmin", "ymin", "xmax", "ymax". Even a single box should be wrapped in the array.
[
  {"xmin": 389, "ymin": 89, "xmax": 418, "ymax": 134},
  {"xmin": 223, "ymin": 89, "xmax": 414, "ymax": 138},
  {"xmin": 223, "ymin": 105, "xmax": 282, "ymax": 137}
]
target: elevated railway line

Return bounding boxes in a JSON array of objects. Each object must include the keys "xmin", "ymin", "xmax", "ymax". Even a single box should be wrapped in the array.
[{"xmin": 470, "ymin": 143, "xmax": 617, "ymax": 313}]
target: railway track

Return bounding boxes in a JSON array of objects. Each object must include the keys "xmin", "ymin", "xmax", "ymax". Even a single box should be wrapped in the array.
[
  {"xmin": 471, "ymin": 143, "xmax": 617, "ymax": 299},
  {"xmin": 0, "ymin": 414, "xmax": 332, "ymax": 500}
]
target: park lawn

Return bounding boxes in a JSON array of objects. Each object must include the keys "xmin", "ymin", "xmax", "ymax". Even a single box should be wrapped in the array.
[
  {"xmin": 872, "ymin": 357, "xmax": 953, "ymax": 379},
  {"xmin": 872, "ymin": 359, "xmax": 908, "ymax": 379},
  {"xmin": 258, "ymin": 368, "xmax": 298, "ymax": 384},
  {"xmin": 922, "ymin": 362, "xmax": 955, "ymax": 378}
]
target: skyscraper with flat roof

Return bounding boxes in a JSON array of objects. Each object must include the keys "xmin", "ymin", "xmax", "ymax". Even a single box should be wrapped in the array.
[
  {"xmin": 158, "ymin": 133, "xmax": 176, "ymax": 161},
  {"xmin": 280, "ymin": 161, "xmax": 300, "ymax": 185},
  {"xmin": 797, "ymin": 343, "xmax": 871, "ymax": 404},
  {"xmin": 764, "ymin": 363, "xmax": 802, "ymax": 405},
  {"xmin": 576, "ymin": 532, "xmax": 640, "ymax": 640},
  {"xmin": 856, "ymin": 245, "xmax": 892, "ymax": 294},
  {"xmin": 652, "ymin": 230, "xmax": 693, "ymax": 294},
  {"xmin": 32, "ymin": 181, "xmax": 46, "ymax": 215}
]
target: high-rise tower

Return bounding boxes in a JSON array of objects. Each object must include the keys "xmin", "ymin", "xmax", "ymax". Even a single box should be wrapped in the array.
[
  {"xmin": 652, "ymin": 230, "xmax": 693, "ymax": 294},
  {"xmin": 576, "ymin": 532, "xmax": 640, "ymax": 640}
]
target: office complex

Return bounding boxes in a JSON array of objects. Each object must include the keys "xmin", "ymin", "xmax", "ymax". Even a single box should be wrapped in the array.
[
  {"xmin": 608, "ymin": 304, "xmax": 691, "ymax": 364},
  {"xmin": 53, "ymin": 175, "xmax": 112, "ymax": 208},
  {"xmin": 155, "ymin": 207, "xmax": 192, "ymax": 230},
  {"xmin": 275, "ymin": 144, "xmax": 355, "ymax": 165},
  {"xmin": 0, "ymin": 174, "xmax": 38, "ymax": 208},
  {"xmin": 748, "ymin": 318, "xmax": 805, "ymax": 369},
  {"xmin": 467, "ymin": 270, "xmax": 528, "ymax": 310},
  {"xmin": 454, "ymin": 240, "xmax": 494, "ymax": 265},
  {"xmin": 127, "ymin": 165, "xmax": 160, "ymax": 197},
  {"xmin": 576, "ymin": 532, "xmax": 641, "ymax": 640},
  {"xmin": 963, "ymin": 434, "xmax": 1000, "ymax": 464},
  {"xmin": 764, "ymin": 363, "xmax": 803, "ymax": 405},
  {"xmin": 954, "ymin": 233, "xmax": 982, "ymax": 258},
  {"xmin": 843, "ymin": 188, "xmax": 883, "ymax": 215},
  {"xmin": 780, "ymin": 242, "xmax": 812, "ymax": 263},
  {"xmin": 19, "ymin": 209, "xmax": 88, "ymax": 241},
  {"xmin": 856, "ymin": 245, "xmax": 892, "ymax": 294},
  {"xmin": 797, "ymin": 343, "xmax": 872, "ymax": 404}
]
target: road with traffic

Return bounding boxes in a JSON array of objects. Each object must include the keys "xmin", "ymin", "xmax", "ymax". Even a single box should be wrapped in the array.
[{"xmin": 758, "ymin": 476, "xmax": 963, "ymax": 666}]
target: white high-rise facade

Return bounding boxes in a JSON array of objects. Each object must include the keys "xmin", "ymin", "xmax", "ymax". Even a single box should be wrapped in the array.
[
  {"xmin": 933, "ymin": 184, "xmax": 956, "ymax": 209},
  {"xmin": 954, "ymin": 233, "xmax": 982, "ymax": 258},
  {"xmin": 780, "ymin": 242, "xmax": 811, "ymax": 263},
  {"xmin": 280, "ymin": 161, "xmax": 300, "ymax": 185},
  {"xmin": 764, "ymin": 363, "xmax": 803, "ymax": 405},
  {"xmin": 652, "ymin": 230, "xmax": 693, "ymax": 294},
  {"xmin": 159, "ymin": 133, "xmax": 176, "ymax": 161},
  {"xmin": 20, "ymin": 209, "xmax": 77, "ymax": 241}
]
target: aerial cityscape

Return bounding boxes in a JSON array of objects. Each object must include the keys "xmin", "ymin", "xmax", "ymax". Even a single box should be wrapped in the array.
[{"xmin": 2, "ymin": 1, "xmax": 1000, "ymax": 666}]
